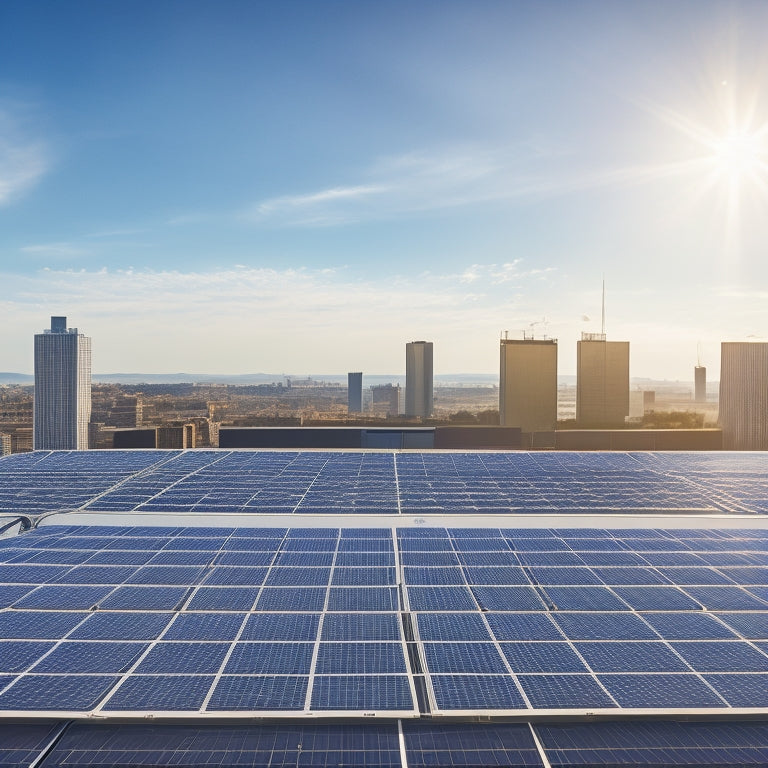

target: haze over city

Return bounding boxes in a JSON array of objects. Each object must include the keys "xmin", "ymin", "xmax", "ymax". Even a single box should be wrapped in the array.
[{"xmin": 3, "ymin": 1, "xmax": 768, "ymax": 379}]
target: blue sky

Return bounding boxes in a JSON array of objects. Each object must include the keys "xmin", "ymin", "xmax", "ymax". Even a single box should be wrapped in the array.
[{"xmin": 3, "ymin": 0, "xmax": 768, "ymax": 378}]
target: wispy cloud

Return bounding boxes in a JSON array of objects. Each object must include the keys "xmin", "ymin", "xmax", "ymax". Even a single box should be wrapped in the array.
[
  {"xmin": 0, "ymin": 109, "xmax": 49, "ymax": 206},
  {"xmin": 21, "ymin": 242, "xmax": 88, "ymax": 258},
  {"xmin": 243, "ymin": 144, "xmax": 705, "ymax": 228}
]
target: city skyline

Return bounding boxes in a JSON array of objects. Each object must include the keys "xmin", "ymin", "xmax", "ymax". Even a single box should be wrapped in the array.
[{"xmin": 3, "ymin": 1, "xmax": 768, "ymax": 378}]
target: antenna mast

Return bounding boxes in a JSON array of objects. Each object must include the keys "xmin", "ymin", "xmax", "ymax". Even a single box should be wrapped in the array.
[{"xmin": 601, "ymin": 276, "xmax": 606, "ymax": 336}]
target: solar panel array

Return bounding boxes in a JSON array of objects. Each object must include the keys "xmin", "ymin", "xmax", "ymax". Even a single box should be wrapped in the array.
[
  {"xmin": 4, "ymin": 720, "xmax": 768, "ymax": 767},
  {"xmin": 3, "ymin": 449, "xmax": 768, "ymax": 516},
  {"xmin": 1, "ymin": 523, "xmax": 768, "ymax": 716},
  {"xmin": 2, "ymin": 449, "xmax": 768, "ymax": 767}
]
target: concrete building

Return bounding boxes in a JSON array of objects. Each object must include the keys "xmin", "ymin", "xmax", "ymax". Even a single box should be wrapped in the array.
[
  {"xmin": 576, "ymin": 333, "xmax": 629, "ymax": 427},
  {"xmin": 695, "ymin": 365, "xmax": 707, "ymax": 403},
  {"xmin": 370, "ymin": 384, "xmax": 401, "ymax": 417},
  {"xmin": 405, "ymin": 341, "xmax": 433, "ymax": 418},
  {"xmin": 719, "ymin": 342, "xmax": 768, "ymax": 449},
  {"xmin": 499, "ymin": 337, "xmax": 557, "ymax": 434},
  {"xmin": 347, "ymin": 372, "xmax": 363, "ymax": 413},
  {"xmin": 33, "ymin": 316, "xmax": 92, "ymax": 450}
]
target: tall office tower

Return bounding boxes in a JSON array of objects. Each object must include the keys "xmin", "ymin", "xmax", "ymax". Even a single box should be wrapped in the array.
[
  {"xmin": 499, "ymin": 337, "xmax": 558, "ymax": 433},
  {"xmin": 347, "ymin": 372, "xmax": 363, "ymax": 413},
  {"xmin": 695, "ymin": 365, "xmax": 707, "ymax": 403},
  {"xmin": 33, "ymin": 316, "xmax": 92, "ymax": 450},
  {"xmin": 719, "ymin": 342, "xmax": 768, "ymax": 449},
  {"xmin": 405, "ymin": 341, "xmax": 433, "ymax": 418},
  {"xmin": 576, "ymin": 333, "xmax": 629, "ymax": 427}
]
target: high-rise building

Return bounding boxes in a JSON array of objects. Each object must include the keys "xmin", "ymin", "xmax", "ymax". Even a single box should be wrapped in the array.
[
  {"xmin": 576, "ymin": 333, "xmax": 629, "ymax": 427},
  {"xmin": 719, "ymin": 342, "xmax": 768, "ymax": 450},
  {"xmin": 33, "ymin": 316, "xmax": 92, "ymax": 450},
  {"xmin": 347, "ymin": 372, "xmax": 363, "ymax": 413},
  {"xmin": 405, "ymin": 341, "xmax": 433, "ymax": 418},
  {"xmin": 499, "ymin": 337, "xmax": 557, "ymax": 433},
  {"xmin": 695, "ymin": 365, "xmax": 707, "ymax": 403}
]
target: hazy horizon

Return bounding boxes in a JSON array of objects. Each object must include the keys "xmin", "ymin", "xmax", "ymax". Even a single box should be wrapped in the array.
[{"xmin": 3, "ymin": 1, "xmax": 768, "ymax": 380}]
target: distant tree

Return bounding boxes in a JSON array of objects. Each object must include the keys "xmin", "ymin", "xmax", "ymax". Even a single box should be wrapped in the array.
[{"xmin": 641, "ymin": 410, "xmax": 705, "ymax": 429}]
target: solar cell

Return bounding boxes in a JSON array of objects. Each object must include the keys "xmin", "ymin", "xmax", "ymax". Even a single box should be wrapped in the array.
[
  {"xmin": 598, "ymin": 673, "xmax": 726, "ymax": 708},
  {"xmin": 430, "ymin": 674, "xmax": 526, "ymax": 710},
  {"xmin": 486, "ymin": 613, "xmax": 563, "ymax": 641},
  {"xmin": 643, "ymin": 613, "xmax": 740, "ymax": 640},
  {"xmin": 0, "ymin": 674, "xmax": 119, "ymax": 711},
  {"xmin": 552, "ymin": 612, "xmax": 658, "ymax": 641},
  {"xmin": 670, "ymin": 641, "xmax": 768, "ymax": 672},
  {"xmin": 321, "ymin": 612, "xmax": 401, "ymax": 641},
  {"xmin": 501, "ymin": 642, "xmax": 589, "ymax": 674},
  {"xmin": 517, "ymin": 674, "xmax": 616, "ymax": 709},
  {"xmin": 0, "ymin": 722, "xmax": 66, "ymax": 768},
  {"xmin": 33, "ymin": 641, "xmax": 148, "ymax": 674},
  {"xmin": 14, "ymin": 584, "xmax": 114, "ymax": 610},
  {"xmin": 315, "ymin": 642, "xmax": 407, "ymax": 674},
  {"xmin": 311, "ymin": 674, "xmax": 413, "ymax": 711},
  {"xmin": 0, "ymin": 640, "xmax": 55, "ymax": 673},
  {"xmin": 575, "ymin": 641, "xmax": 689, "ymax": 673},
  {"xmin": 0, "ymin": 610, "xmax": 87, "ymax": 639},
  {"xmin": 70, "ymin": 612, "xmax": 174, "ymax": 641},
  {"xmin": 206, "ymin": 675, "xmax": 308, "ymax": 711},
  {"xmin": 240, "ymin": 612, "xmax": 320, "ymax": 641},
  {"xmin": 185, "ymin": 586, "xmax": 260, "ymax": 611},
  {"xmin": 98, "ymin": 585, "xmax": 190, "ymax": 610},
  {"xmin": 402, "ymin": 722, "xmax": 544, "ymax": 768},
  {"xmin": 136, "ymin": 642, "xmax": 230, "ymax": 674},
  {"xmin": 705, "ymin": 673, "xmax": 768, "ymax": 707},
  {"xmin": 102, "ymin": 675, "xmax": 215, "ymax": 711},
  {"xmin": 327, "ymin": 586, "xmax": 398, "ymax": 611},
  {"xmin": 224, "ymin": 642, "xmax": 314, "ymax": 675}
]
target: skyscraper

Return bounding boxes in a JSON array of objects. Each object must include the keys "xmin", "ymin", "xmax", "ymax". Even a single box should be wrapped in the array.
[
  {"xmin": 499, "ymin": 337, "xmax": 558, "ymax": 434},
  {"xmin": 347, "ymin": 372, "xmax": 363, "ymax": 413},
  {"xmin": 695, "ymin": 365, "xmax": 707, "ymax": 403},
  {"xmin": 576, "ymin": 333, "xmax": 629, "ymax": 427},
  {"xmin": 33, "ymin": 316, "xmax": 92, "ymax": 450},
  {"xmin": 405, "ymin": 341, "xmax": 433, "ymax": 418},
  {"xmin": 719, "ymin": 342, "xmax": 768, "ymax": 450}
]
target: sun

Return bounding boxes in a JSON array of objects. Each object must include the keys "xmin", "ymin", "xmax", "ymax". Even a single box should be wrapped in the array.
[{"xmin": 708, "ymin": 127, "xmax": 768, "ymax": 181}]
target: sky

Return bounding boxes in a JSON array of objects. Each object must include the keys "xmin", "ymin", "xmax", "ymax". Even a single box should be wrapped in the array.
[{"xmin": 2, "ymin": 0, "xmax": 768, "ymax": 379}]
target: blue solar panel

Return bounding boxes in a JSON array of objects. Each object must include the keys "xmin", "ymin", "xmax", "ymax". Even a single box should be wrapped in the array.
[
  {"xmin": 486, "ymin": 613, "xmax": 563, "ymax": 641},
  {"xmin": 252, "ymin": 586, "xmax": 324, "ymax": 611},
  {"xmin": 321, "ymin": 613, "xmax": 401, "ymax": 641},
  {"xmin": 402, "ymin": 722, "xmax": 544, "ymax": 768},
  {"xmin": 41, "ymin": 722, "xmax": 403, "ymax": 768},
  {"xmin": 423, "ymin": 642, "xmax": 508, "ymax": 674},
  {"xmin": 0, "ymin": 641, "xmax": 54, "ymax": 673},
  {"xmin": 185, "ymin": 586, "xmax": 260, "ymax": 611},
  {"xmin": 13, "ymin": 584, "xmax": 113, "ymax": 610},
  {"xmin": 98, "ymin": 585, "xmax": 190, "ymax": 610},
  {"xmin": 406, "ymin": 586, "xmax": 476, "ymax": 611},
  {"xmin": 202, "ymin": 566, "xmax": 268, "ymax": 586},
  {"xmin": 0, "ymin": 610, "xmax": 87, "ymax": 639},
  {"xmin": 332, "ymin": 567, "xmax": 396, "ymax": 586},
  {"xmin": 598, "ymin": 673, "xmax": 726, "ymax": 708},
  {"xmin": 643, "ymin": 613, "xmax": 740, "ymax": 640},
  {"xmin": 417, "ymin": 612, "xmax": 491, "ymax": 641},
  {"xmin": 102, "ymin": 675, "xmax": 215, "ymax": 711},
  {"xmin": 575, "ymin": 641, "xmax": 689, "ymax": 673},
  {"xmin": 315, "ymin": 642, "xmax": 407, "ymax": 674},
  {"xmin": 610, "ymin": 586, "xmax": 701, "ymax": 611},
  {"xmin": 311, "ymin": 674, "xmax": 413, "ymax": 711},
  {"xmin": 552, "ymin": 613, "xmax": 658, "ymax": 641},
  {"xmin": 535, "ymin": 720, "xmax": 768, "ymax": 765},
  {"xmin": 430, "ymin": 674, "xmax": 526, "ymax": 710},
  {"xmin": 501, "ymin": 642, "xmax": 589, "ymax": 673},
  {"xmin": 162, "ymin": 612, "xmax": 245, "ymax": 640},
  {"xmin": 224, "ymin": 642, "xmax": 314, "ymax": 674},
  {"xmin": 0, "ymin": 722, "xmax": 66, "ymax": 768},
  {"xmin": 327, "ymin": 587, "xmax": 398, "ymax": 611},
  {"xmin": 718, "ymin": 612, "xmax": 768, "ymax": 639},
  {"xmin": 518, "ymin": 674, "xmax": 616, "ymax": 709},
  {"xmin": 240, "ymin": 612, "xmax": 320, "ymax": 641},
  {"xmin": 705, "ymin": 673, "xmax": 768, "ymax": 707},
  {"xmin": 33, "ymin": 641, "xmax": 148, "ymax": 674},
  {"xmin": 670, "ymin": 641, "xmax": 768, "ymax": 672},
  {"xmin": 207, "ymin": 675, "xmax": 308, "ymax": 711},
  {"xmin": 541, "ymin": 586, "xmax": 629, "ymax": 611},
  {"xmin": 0, "ymin": 674, "xmax": 119, "ymax": 710},
  {"xmin": 683, "ymin": 586, "xmax": 768, "ymax": 611},
  {"xmin": 136, "ymin": 642, "xmax": 230, "ymax": 674},
  {"xmin": 70, "ymin": 612, "xmax": 173, "ymax": 640}
]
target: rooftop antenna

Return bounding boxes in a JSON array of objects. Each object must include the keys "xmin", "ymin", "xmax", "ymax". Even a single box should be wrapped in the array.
[
  {"xmin": 601, "ymin": 276, "xmax": 606, "ymax": 336},
  {"xmin": 697, "ymin": 341, "xmax": 703, "ymax": 367}
]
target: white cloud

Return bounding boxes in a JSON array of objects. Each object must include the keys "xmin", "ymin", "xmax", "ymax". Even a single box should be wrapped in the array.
[{"xmin": 0, "ymin": 110, "xmax": 48, "ymax": 206}]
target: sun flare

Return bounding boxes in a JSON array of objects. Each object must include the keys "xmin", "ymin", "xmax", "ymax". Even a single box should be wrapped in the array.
[{"xmin": 709, "ymin": 128, "xmax": 768, "ymax": 180}]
